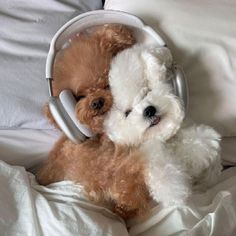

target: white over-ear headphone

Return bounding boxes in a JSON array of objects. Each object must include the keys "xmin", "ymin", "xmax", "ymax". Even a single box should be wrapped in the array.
[{"xmin": 45, "ymin": 10, "xmax": 189, "ymax": 144}]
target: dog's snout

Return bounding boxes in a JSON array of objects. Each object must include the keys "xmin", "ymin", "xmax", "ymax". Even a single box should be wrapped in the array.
[
  {"xmin": 143, "ymin": 106, "xmax": 156, "ymax": 118},
  {"xmin": 91, "ymin": 97, "xmax": 105, "ymax": 110}
]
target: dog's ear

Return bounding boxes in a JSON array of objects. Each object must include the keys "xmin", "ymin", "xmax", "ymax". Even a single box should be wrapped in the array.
[
  {"xmin": 141, "ymin": 47, "xmax": 173, "ymax": 85},
  {"xmin": 43, "ymin": 103, "xmax": 61, "ymax": 130},
  {"xmin": 154, "ymin": 47, "xmax": 173, "ymax": 68},
  {"xmin": 97, "ymin": 24, "xmax": 136, "ymax": 55}
]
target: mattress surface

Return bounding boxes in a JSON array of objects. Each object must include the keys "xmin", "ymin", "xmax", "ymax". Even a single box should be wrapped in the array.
[
  {"xmin": 0, "ymin": 129, "xmax": 60, "ymax": 170},
  {"xmin": 1, "ymin": 129, "xmax": 235, "ymax": 169}
]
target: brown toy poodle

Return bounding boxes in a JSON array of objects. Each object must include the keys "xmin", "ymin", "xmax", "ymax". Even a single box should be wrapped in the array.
[
  {"xmin": 45, "ymin": 24, "xmax": 135, "ymax": 133},
  {"xmin": 37, "ymin": 24, "xmax": 151, "ymax": 219}
]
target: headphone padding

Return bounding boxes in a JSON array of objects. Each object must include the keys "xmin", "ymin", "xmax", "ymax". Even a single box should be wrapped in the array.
[
  {"xmin": 173, "ymin": 66, "xmax": 189, "ymax": 112},
  {"xmin": 59, "ymin": 90, "xmax": 94, "ymax": 138},
  {"xmin": 48, "ymin": 97, "xmax": 87, "ymax": 143}
]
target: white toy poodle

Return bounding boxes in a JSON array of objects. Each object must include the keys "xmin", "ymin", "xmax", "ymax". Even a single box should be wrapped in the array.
[{"xmin": 104, "ymin": 44, "xmax": 222, "ymax": 206}]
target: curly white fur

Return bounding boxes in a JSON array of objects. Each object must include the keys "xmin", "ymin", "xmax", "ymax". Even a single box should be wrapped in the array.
[
  {"xmin": 168, "ymin": 124, "xmax": 222, "ymax": 190},
  {"xmin": 140, "ymin": 140, "xmax": 191, "ymax": 206},
  {"xmin": 104, "ymin": 44, "xmax": 222, "ymax": 206},
  {"xmin": 106, "ymin": 44, "xmax": 184, "ymax": 146}
]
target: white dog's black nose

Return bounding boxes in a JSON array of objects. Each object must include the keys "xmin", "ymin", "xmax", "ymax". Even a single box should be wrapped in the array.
[{"xmin": 143, "ymin": 106, "xmax": 156, "ymax": 118}]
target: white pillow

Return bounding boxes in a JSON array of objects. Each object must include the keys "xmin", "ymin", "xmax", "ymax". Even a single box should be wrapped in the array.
[
  {"xmin": 0, "ymin": 0, "xmax": 102, "ymax": 130},
  {"xmin": 105, "ymin": 0, "xmax": 236, "ymax": 137}
]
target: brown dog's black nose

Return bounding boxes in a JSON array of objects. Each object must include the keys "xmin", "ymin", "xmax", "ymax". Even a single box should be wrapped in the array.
[{"xmin": 91, "ymin": 97, "xmax": 105, "ymax": 110}]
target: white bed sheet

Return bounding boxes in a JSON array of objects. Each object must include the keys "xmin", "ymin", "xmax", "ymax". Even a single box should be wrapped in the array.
[
  {"xmin": 128, "ymin": 167, "xmax": 236, "ymax": 236},
  {"xmin": 221, "ymin": 137, "xmax": 236, "ymax": 166},
  {"xmin": 0, "ymin": 129, "xmax": 60, "ymax": 170},
  {"xmin": 0, "ymin": 160, "xmax": 236, "ymax": 236},
  {"xmin": 0, "ymin": 161, "xmax": 128, "ymax": 236}
]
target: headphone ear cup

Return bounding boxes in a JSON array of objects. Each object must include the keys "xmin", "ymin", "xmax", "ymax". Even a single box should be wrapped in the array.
[
  {"xmin": 173, "ymin": 66, "xmax": 189, "ymax": 112},
  {"xmin": 48, "ymin": 97, "xmax": 86, "ymax": 143},
  {"xmin": 59, "ymin": 90, "xmax": 94, "ymax": 138}
]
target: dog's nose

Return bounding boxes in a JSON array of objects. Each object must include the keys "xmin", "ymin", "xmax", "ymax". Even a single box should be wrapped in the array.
[
  {"xmin": 91, "ymin": 97, "xmax": 105, "ymax": 110},
  {"xmin": 143, "ymin": 106, "xmax": 156, "ymax": 118}
]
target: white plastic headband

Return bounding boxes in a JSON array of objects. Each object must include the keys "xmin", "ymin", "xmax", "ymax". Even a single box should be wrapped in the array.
[{"xmin": 45, "ymin": 10, "xmax": 166, "ymax": 82}]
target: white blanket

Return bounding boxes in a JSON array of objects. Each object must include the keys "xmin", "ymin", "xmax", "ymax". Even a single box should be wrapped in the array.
[
  {"xmin": 128, "ymin": 168, "xmax": 236, "ymax": 236},
  {"xmin": 0, "ymin": 161, "xmax": 128, "ymax": 236},
  {"xmin": 1, "ymin": 161, "xmax": 236, "ymax": 236}
]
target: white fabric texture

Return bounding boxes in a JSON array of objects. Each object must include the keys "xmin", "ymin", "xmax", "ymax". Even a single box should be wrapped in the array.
[
  {"xmin": 104, "ymin": 0, "xmax": 236, "ymax": 137},
  {"xmin": 127, "ymin": 167, "xmax": 236, "ymax": 236},
  {"xmin": 220, "ymin": 137, "xmax": 236, "ymax": 166},
  {"xmin": 0, "ymin": 129, "xmax": 60, "ymax": 170},
  {"xmin": 0, "ymin": 0, "xmax": 102, "ymax": 130},
  {"xmin": 0, "ymin": 161, "xmax": 128, "ymax": 236},
  {"xmin": 1, "ymin": 161, "xmax": 236, "ymax": 236}
]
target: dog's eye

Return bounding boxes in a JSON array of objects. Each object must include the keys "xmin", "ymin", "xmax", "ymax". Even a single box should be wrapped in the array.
[
  {"xmin": 125, "ymin": 110, "xmax": 131, "ymax": 117},
  {"xmin": 105, "ymin": 84, "xmax": 110, "ymax": 90},
  {"xmin": 75, "ymin": 95, "xmax": 85, "ymax": 101}
]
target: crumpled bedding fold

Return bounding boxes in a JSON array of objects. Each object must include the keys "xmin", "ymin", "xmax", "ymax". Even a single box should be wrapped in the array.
[
  {"xmin": 128, "ymin": 167, "xmax": 236, "ymax": 236},
  {"xmin": 1, "ymin": 160, "xmax": 236, "ymax": 236},
  {"xmin": 0, "ymin": 161, "xmax": 128, "ymax": 236}
]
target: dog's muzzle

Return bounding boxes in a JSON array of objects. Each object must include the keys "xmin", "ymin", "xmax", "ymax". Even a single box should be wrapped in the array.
[{"xmin": 143, "ymin": 106, "xmax": 161, "ymax": 127}]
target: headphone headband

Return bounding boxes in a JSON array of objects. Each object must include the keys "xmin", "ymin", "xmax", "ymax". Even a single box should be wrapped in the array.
[{"xmin": 46, "ymin": 10, "xmax": 166, "ymax": 80}]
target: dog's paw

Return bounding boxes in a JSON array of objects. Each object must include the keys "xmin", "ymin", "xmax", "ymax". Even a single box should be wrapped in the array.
[
  {"xmin": 193, "ymin": 156, "xmax": 222, "ymax": 191},
  {"xmin": 147, "ymin": 163, "xmax": 191, "ymax": 206},
  {"xmin": 172, "ymin": 125, "xmax": 222, "ymax": 179}
]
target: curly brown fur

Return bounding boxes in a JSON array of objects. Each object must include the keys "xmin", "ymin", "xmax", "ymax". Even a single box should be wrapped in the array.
[
  {"xmin": 45, "ymin": 24, "xmax": 135, "ymax": 131},
  {"xmin": 36, "ymin": 135, "xmax": 151, "ymax": 219},
  {"xmin": 38, "ymin": 25, "xmax": 151, "ymax": 219}
]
